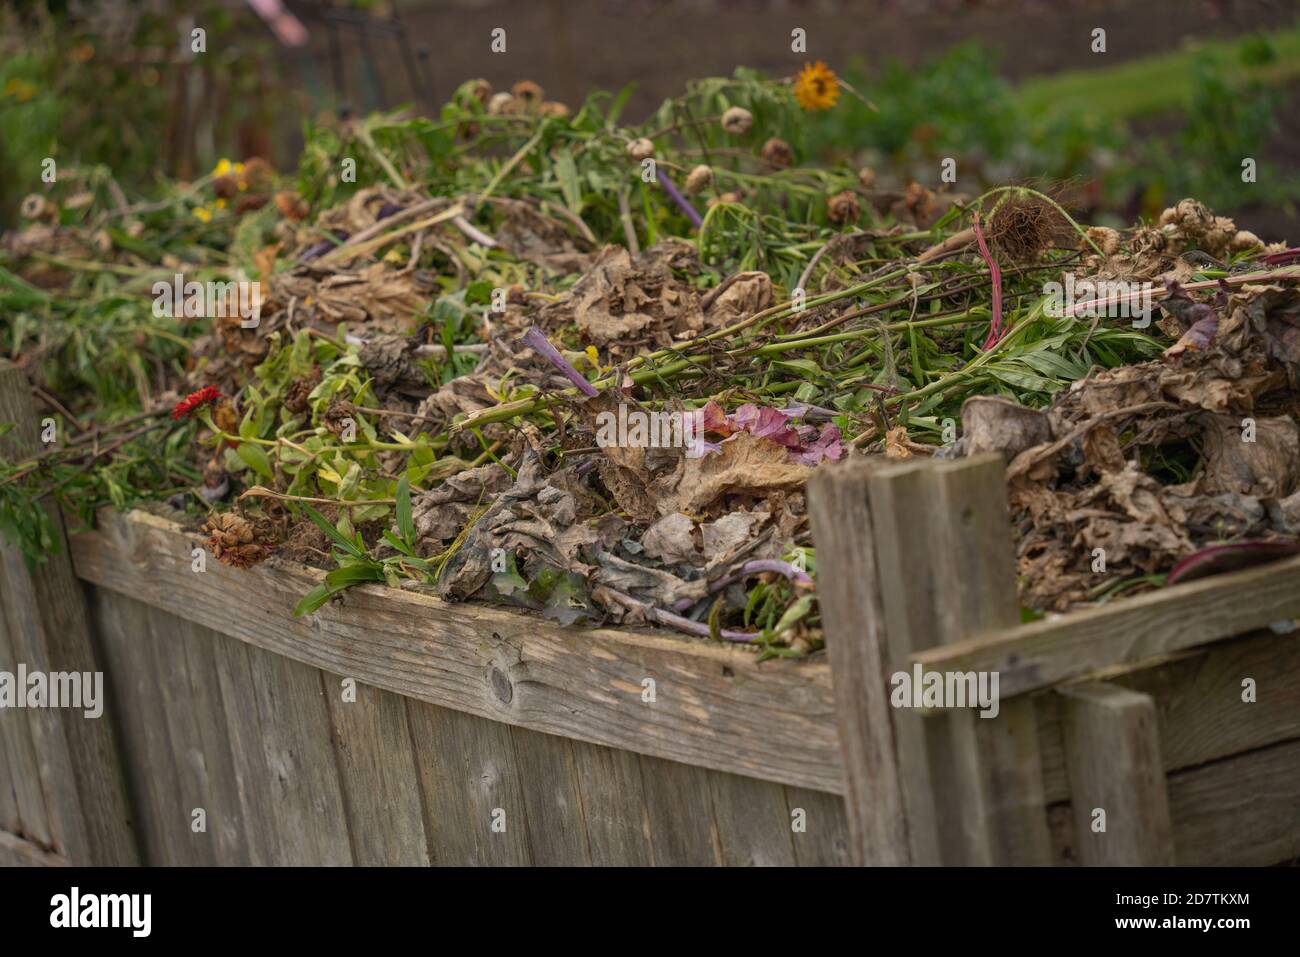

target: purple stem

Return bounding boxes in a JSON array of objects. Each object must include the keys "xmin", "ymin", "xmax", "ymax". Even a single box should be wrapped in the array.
[
  {"xmin": 655, "ymin": 167, "xmax": 703, "ymax": 229},
  {"xmin": 608, "ymin": 587, "xmax": 761, "ymax": 642},
  {"xmin": 520, "ymin": 326, "xmax": 599, "ymax": 397},
  {"xmin": 672, "ymin": 559, "xmax": 812, "ymax": 613}
]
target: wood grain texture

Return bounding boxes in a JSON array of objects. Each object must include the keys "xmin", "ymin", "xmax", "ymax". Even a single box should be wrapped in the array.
[
  {"xmin": 509, "ymin": 727, "xmax": 592, "ymax": 866},
  {"xmin": 708, "ymin": 771, "xmax": 796, "ymax": 866},
  {"xmin": 1049, "ymin": 736, "xmax": 1300, "ymax": 866},
  {"xmin": 405, "ymin": 699, "xmax": 532, "ymax": 865},
  {"xmin": 71, "ymin": 508, "xmax": 840, "ymax": 794},
  {"xmin": 784, "ymin": 787, "xmax": 852, "ymax": 866},
  {"xmin": 0, "ymin": 361, "xmax": 138, "ymax": 865},
  {"xmin": 806, "ymin": 459, "xmax": 910, "ymax": 864},
  {"xmin": 0, "ymin": 729, "xmax": 18, "ymax": 834},
  {"xmin": 0, "ymin": 829, "xmax": 68, "ymax": 867},
  {"xmin": 209, "ymin": 637, "xmax": 285, "ymax": 866},
  {"xmin": 0, "ymin": 580, "xmax": 51, "ymax": 847},
  {"xmin": 326, "ymin": 678, "xmax": 430, "ymax": 865},
  {"xmin": 637, "ymin": 755, "xmax": 720, "ymax": 865},
  {"xmin": 567, "ymin": 739, "xmax": 652, "ymax": 865},
  {"xmin": 1037, "ymin": 630, "xmax": 1300, "ymax": 804},
  {"xmin": 93, "ymin": 589, "xmax": 190, "ymax": 865},
  {"xmin": 1059, "ymin": 683, "xmax": 1174, "ymax": 865},
  {"xmin": 913, "ymin": 555, "xmax": 1300, "ymax": 698},
  {"xmin": 247, "ymin": 651, "xmax": 353, "ymax": 865}
]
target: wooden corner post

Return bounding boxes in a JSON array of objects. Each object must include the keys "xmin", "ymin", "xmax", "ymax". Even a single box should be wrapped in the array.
[
  {"xmin": 0, "ymin": 360, "xmax": 140, "ymax": 865},
  {"xmin": 809, "ymin": 454, "xmax": 1053, "ymax": 865}
]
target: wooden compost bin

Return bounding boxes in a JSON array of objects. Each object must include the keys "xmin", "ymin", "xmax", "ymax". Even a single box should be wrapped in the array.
[{"xmin": 2, "ymin": 360, "xmax": 1299, "ymax": 867}]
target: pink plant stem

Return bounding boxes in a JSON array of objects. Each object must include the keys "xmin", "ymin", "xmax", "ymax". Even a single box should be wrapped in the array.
[
  {"xmin": 520, "ymin": 326, "xmax": 599, "ymax": 397},
  {"xmin": 972, "ymin": 212, "xmax": 1004, "ymax": 351}
]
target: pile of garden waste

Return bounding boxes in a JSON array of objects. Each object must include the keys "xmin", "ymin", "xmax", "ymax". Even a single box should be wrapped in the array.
[{"xmin": 3, "ymin": 67, "xmax": 1299, "ymax": 657}]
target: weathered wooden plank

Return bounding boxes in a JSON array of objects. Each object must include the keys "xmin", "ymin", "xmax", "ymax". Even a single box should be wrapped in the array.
[
  {"xmin": 1059, "ymin": 683, "xmax": 1174, "ymax": 866},
  {"xmin": 92, "ymin": 589, "xmax": 189, "ymax": 864},
  {"xmin": 143, "ymin": 606, "xmax": 219, "ymax": 866},
  {"xmin": 246, "ymin": 650, "xmax": 353, "ymax": 865},
  {"xmin": 0, "ymin": 829, "xmax": 68, "ymax": 867},
  {"xmin": 567, "ymin": 739, "xmax": 652, "ymax": 866},
  {"xmin": 71, "ymin": 508, "xmax": 839, "ymax": 793},
  {"xmin": 913, "ymin": 555, "xmax": 1300, "ymax": 697},
  {"xmin": 145, "ymin": 607, "xmax": 255, "ymax": 865},
  {"xmin": 784, "ymin": 787, "xmax": 852, "ymax": 866},
  {"xmin": 1167, "ymin": 736, "xmax": 1300, "ymax": 866},
  {"xmin": 325, "ymin": 677, "xmax": 430, "ymax": 865},
  {"xmin": 0, "ymin": 728, "xmax": 18, "ymax": 834},
  {"xmin": 509, "ymin": 727, "xmax": 592, "ymax": 866},
  {"xmin": 708, "ymin": 771, "xmax": 797, "ymax": 866},
  {"xmin": 405, "ymin": 700, "xmax": 531, "ymax": 865},
  {"xmin": 209, "ymin": 637, "xmax": 280, "ymax": 865},
  {"xmin": 1049, "ymin": 736, "xmax": 1300, "ymax": 866},
  {"xmin": 0, "ymin": 581, "xmax": 51, "ymax": 847},
  {"xmin": 815, "ymin": 456, "xmax": 1051, "ymax": 865},
  {"xmin": 806, "ymin": 459, "xmax": 911, "ymax": 865},
  {"xmin": 637, "ymin": 755, "xmax": 720, "ymax": 865},
  {"xmin": 1037, "ymin": 630, "xmax": 1300, "ymax": 803},
  {"xmin": 0, "ymin": 361, "xmax": 138, "ymax": 865}
]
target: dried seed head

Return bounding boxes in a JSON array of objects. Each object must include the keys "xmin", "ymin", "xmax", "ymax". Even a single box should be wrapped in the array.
[
  {"xmin": 684, "ymin": 164, "xmax": 714, "ymax": 195},
  {"xmin": 212, "ymin": 397, "xmax": 239, "ymax": 434},
  {"xmin": 826, "ymin": 189, "xmax": 860, "ymax": 225},
  {"xmin": 487, "ymin": 92, "xmax": 516, "ymax": 116},
  {"xmin": 1085, "ymin": 226, "xmax": 1122, "ymax": 257},
  {"xmin": 212, "ymin": 175, "xmax": 239, "ymax": 200},
  {"xmin": 511, "ymin": 79, "xmax": 544, "ymax": 103},
  {"xmin": 985, "ymin": 192, "xmax": 1068, "ymax": 263},
  {"xmin": 761, "ymin": 137, "xmax": 794, "ymax": 170},
  {"xmin": 275, "ymin": 190, "xmax": 310, "ymax": 222},
  {"xmin": 20, "ymin": 194, "xmax": 52, "ymax": 220},
  {"xmin": 721, "ymin": 106, "xmax": 753, "ymax": 136},
  {"xmin": 1231, "ymin": 229, "xmax": 1263, "ymax": 253},
  {"xmin": 467, "ymin": 78, "xmax": 492, "ymax": 104},
  {"xmin": 626, "ymin": 138, "xmax": 655, "ymax": 163},
  {"xmin": 707, "ymin": 191, "xmax": 743, "ymax": 208},
  {"xmin": 538, "ymin": 101, "xmax": 570, "ymax": 119},
  {"xmin": 857, "ymin": 167, "xmax": 877, "ymax": 189}
]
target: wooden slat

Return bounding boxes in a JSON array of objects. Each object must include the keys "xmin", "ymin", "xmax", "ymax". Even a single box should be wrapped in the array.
[
  {"xmin": 0, "ymin": 582, "xmax": 51, "ymax": 847},
  {"xmin": 71, "ymin": 508, "xmax": 840, "ymax": 793},
  {"xmin": 0, "ymin": 361, "xmax": 138, "ymax": 865},
  {"xmin": 1167, "ymin": 737, "xmax": 1300, "ymax": 866},
  {"xmin": 784, "ymin": 787, "xmax": 852, "ymax": 866},
  {"xmin": 326, "ymin": 678, "xmax": 430, "ymax": 866},
  {"xmin": 210, "ymin": 638, "xmax": 283, "ymax": 865},
  {"xmin": 708, "ymin": 771, "xmax": 797, "ymax": 866},
  {"xmin": 0, "ymin": 727, "xmax": 18, "ymax": 834},
  {"xmin": 509, "ymin": 728, "xmax": 592, "ymax": 865},
  {"xmin": 144, "ymin": 606, "xmax": 219, "ymax": 866},
  {"xmin": 637, "ymin": 755, "xmax": 720, "ymax": 865},
  {"xmin": 405, "ymin": 700, "xmax": 532, "ymax": 865},
  {"xmin": 1050, "ymin": 736, "xmax": 1300, "ymax": 866},
  {"xmin": 568, "ymin": 740, "xmax": 652, "ymax": 866},
  {"xmin": 1037, "ymin": 630, "xmax": 1300, "ymax": 803},
  {"xmin": 93, "ymin": 589, "xmax": 190, "ymax": 865},
  {"xmin": 913, "ymin": 555, "xmax": 1300, "ymax": 697},
  {"xmin": 247, "ymin": 652, "xmax": 353, "ymax": 865},
  {"xmin": 173, "ymin": 618, "xmax": 253, "ymax": 865},
  {"xmin": 805, "ymin": 459, "xmax": 911, "ymax": 865},
  {"xmin": 1059, "ymin": 683, "xmax": 1174, "ymax": 865},
  {"xmin": 0, "ymin": 829, "xmax": 68, "ymax": 867},
  {"xmin": 812, "ymin": 456, "xmax": 1052, "ymax": 865}
]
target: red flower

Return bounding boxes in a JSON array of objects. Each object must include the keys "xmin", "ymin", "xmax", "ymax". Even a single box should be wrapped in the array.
[{"xmin": 172, "ymin": 386, "xmax": 222, "ymax": 420}]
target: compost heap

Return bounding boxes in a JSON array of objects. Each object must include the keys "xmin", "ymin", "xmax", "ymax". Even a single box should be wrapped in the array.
[{"xmin": 3, "ymin": 76, "xmax": 1299, "ymax": 656}]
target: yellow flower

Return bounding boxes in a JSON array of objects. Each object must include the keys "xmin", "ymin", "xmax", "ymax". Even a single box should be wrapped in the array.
[
  {"xmin": 214, "ymin": 198, "xmax": 227, "ymax": 209},
  {"xmin": 3, "ymin": 78, "xmax": 36, "ymax": 102},
  {"xmin": 192, "ymin": 206, "xmax": 213, "ymax": 223},
  {"xmin": 794, "ymin": 61, "xmax": 840, "ymax": 111},
  {"xmin": 212, "ymin": 158, "xmax": 233, "ymax": 177}
]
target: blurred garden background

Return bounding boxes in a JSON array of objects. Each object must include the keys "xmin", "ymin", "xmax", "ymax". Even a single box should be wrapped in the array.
[{"xmin": 2, "ymin": 0, "xmax": 1298, "ymax": 234}]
